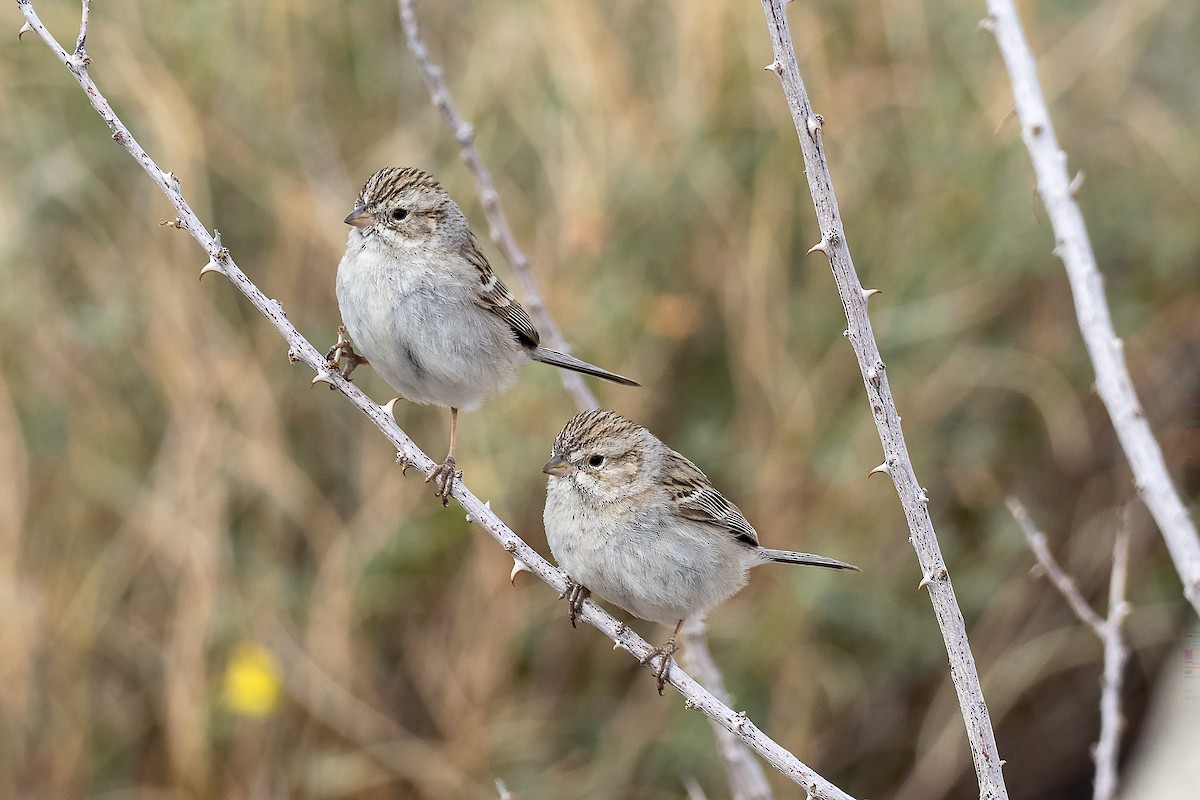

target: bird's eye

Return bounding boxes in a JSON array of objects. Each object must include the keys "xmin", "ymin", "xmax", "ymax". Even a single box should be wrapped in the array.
[
  {"xmin": 587, "ymin": 455, "xmax": 604, "ymax": 468},
  {"xmin": 391, "ymin": 208, "xmax": 409, "ymax": 221}
]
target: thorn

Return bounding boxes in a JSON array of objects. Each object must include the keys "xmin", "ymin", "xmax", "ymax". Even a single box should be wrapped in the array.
[
  {"xmin": 395, "ymin": 453, "xmax": 412, "ymax": 475},
  {"xmin": 18, "ymin": 21, "xmax": 33, "ymax": 40},
  {"xmin": 382, "ymin": 397, "xmax": 400, "ymax": 420},
  {"xmin": 861, "ymin": 287, "xmax": 882, "ymax": 299},
  {"xmin": 806, "ymin": 239, "xmax": 829, "ymax": 257},
  {"xmin": 1069, "ymin": 170, "xmax": 1085, "ymax": 197},
  {"xmin": 198, "ymin": 259, "xmax": 225, "ymax": 281},
  {"xmin": 917, "ymin": 487, "xmax": 930, "ymax": 503},
  {"xmin": 310, "ymin": 372, "xmax": 335, "ymax": 388},
  {"xmin": 806, "ymin": 113, "xmax": 824, "ymax": 138},
  {"xmin": 868, "ymin": 462, "xmax": 891, "ymax": 478},
  {"xmin": 918, "ymin": 574, "xmax": 932, "ymax": 590},
  {"xmin": 159, "ymin": 218, "xmax": 183, "ymax": 229},
  {"xmin": 509, "ymin": 559, "xmax": 532, "ymax": 585},
  {"xmin": 977, "ymin": 14, "xmax": 997, "ymax": 33},
  {"xmin": 764, "ymin": 60, "xmax": 781, "ymax": 74}
]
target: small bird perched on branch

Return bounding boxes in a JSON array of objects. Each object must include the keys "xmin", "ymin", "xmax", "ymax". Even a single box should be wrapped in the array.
[
  {"xmin": 543, "ymin": 409, "xmax": 859, "ymax": 693},
  {"xmin": 328, "ymin": 167, "xmax": 637, "ymax": 503}
]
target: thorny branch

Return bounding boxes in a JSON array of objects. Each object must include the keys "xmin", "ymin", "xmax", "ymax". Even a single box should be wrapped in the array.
[
  {"xmin": 756, "ymin": 1, "xmax": 1010, "ymax": 798},
  {"xmin": 397, "ymin": 3, "xmax": 773, "ymax": 795},
  {"xmin": 14, "ymin": 2, "xmax": 855, "ymax": 797},
  {"xmin": 982, "ymin": 0, "xmax": 1200, "ymax": 618},
  {"xmin": 397, "ymin": 0, "xmax": 598, "ymax": 412},
  {"xmin": 1006, "ymin": 498, "xmax": 1130, "ymax": 800}
]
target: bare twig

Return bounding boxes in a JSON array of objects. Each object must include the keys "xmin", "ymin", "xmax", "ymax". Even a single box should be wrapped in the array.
[
  {"xmin": 756, "ymin": 2, "xmax": 1010, "ymax": 798},
  {"xmin": 14, "ymin": 3, "xmax": 855, "ymax": 797},
  {"xmin": 680, "ymin": 621, "xmax": 774, "ymax": 800},
  {"xmin": 397, "ymin": 0, "xmax": 598, "ymax": 412},
  {"xmin": 495, "ymin": 779, "xmax": 514, "ymax": 800},
  {"xmin": 982, "ymin": 0, "xmax": 1200, "ymax": 617},
  {"xmin": 1006, "ymin": 498, "xmax": 1130, "ymax": 800},
  {"xmin": 1006, "ymin": 498, "xmax": 1104, "ymax": 635}
]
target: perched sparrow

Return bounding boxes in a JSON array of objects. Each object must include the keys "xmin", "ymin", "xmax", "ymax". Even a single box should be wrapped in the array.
[
  {"xmin": 542, "ymin": 409, "xmax": 858, "ymax": 693},
  {"xmin": 330, "ymin": 167, "xmax": 637, "ymax": 503}
]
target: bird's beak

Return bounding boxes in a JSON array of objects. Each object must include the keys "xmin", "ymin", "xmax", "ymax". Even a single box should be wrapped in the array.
[
  {"xmin": 344, "ymin": 204, "xmax": 372, "ymax": 228},
  {"xmin": 542, "ymin": 453, "xmax": 571, "ymax": 477}
]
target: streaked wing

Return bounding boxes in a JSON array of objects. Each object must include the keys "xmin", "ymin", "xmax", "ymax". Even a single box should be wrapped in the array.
[
  {"xmin": 662, "ymin": 450, "xmax": 760, "ymax": 548},
  {"xmin": 461, "ymin": 232, "xmax": 540, "ymax": 349}
]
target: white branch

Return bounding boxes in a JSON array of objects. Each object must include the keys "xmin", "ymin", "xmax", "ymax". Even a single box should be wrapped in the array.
[
  {"xmin": 14, "ymin": 3, "xmax": 854, "ymax": 797},
  {"xmin": 680, "ymin": 621, "xmax": 775, "ymax": 800},
  {"xmin": 1006, "ymin": 498, "xmax": 1130, "ymax": 800},
  {"xmin": 982, "ymin": 0, "xmax": 1200, "ymax": 617},
  {"xmin": 396, "ymin": 0, "xmax": 597, "ymax": 412},
  {"xmin": 756, "ymin": 2, "xmax": 1010, "ymax": 798}
]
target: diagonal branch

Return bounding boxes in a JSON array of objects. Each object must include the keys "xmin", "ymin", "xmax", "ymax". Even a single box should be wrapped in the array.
[
  {"xmin": 756, "ymin": 2, "xmax": 1010, "ymax": 798},
  {"xmin": 397, "ymin": 0, "xmax": 597, "ymax": 412},
  {"xmin": 14, "ymin": 2, "xmax": 854, "ymax": 797},
  {"xmin": 1006, "ymin": 498, "xmax": 1130, "ymax": 800},
  {"xmin": 981, "ymin": 0, "xmax": 1200, "ymax": 618}
]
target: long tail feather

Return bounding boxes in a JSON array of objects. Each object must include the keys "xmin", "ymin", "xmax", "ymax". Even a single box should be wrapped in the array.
[
  {"xmin": 757, "ymin": 548, "xmax": 860, "ymax": 571},
  {"xmin": 530, "ymin": 347, "xmax": 639, "ymax": 387}
]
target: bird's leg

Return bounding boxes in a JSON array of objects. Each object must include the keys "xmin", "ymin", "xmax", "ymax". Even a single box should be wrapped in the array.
[
  {"xmin": 559, "ymin": 580, "xmax": 591, "ymax": 628},
  {"xmin": 325, "ymin": 325, "xmax": 369, "ymax": 380},
  {"xmin": 426, "ymin": 407, "xmax": 461, "ymax": 506},
  {"xmin": 642, "ymin": 619, "xmax": 684, "ymax": 695}
]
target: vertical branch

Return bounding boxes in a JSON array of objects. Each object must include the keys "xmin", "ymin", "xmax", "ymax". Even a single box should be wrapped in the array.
[
  {"xmin": 681, "ymin": 621, "xmax": 775, "ymax": 800},
  {"xmin": 14, "ymin": 3, "xmax": 856, "ymax": 797},
  {"xmin": 1007, "ymin": 498, "xmax": 1130, "ymax": 800},
  {"xmin": 756, "ymin": 2, "xmax": 1010, "ymax": 798},
  {"xmin": 396, "ymin": 0, "xmax": 598, "ymax": 411},
  {"xmin": 982, "ymin": 0, "xmax": 1200, "ymax": 617},
  {"xmin": 1093, "ymin": 528, "xmax": 1130, "ymax": 800}
]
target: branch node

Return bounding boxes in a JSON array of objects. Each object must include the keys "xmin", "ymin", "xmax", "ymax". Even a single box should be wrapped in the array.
[
  {"xmin": 733, "ymin": 711, "xmax": 748, "ymax": 732},
  {"xmin": 977, "ymin": 15, "xmax": 997, "ymax": 33},
  {"xmin": 395, "ymin": 453, "xmax": 413, "ymax": 476},
  {"xmin": 159, "ymin": 218, "xmax": 183, "ymax": 229},
  {"xmin": 806, "ymin": 113, "xmax": 824, "ymax": 140}
]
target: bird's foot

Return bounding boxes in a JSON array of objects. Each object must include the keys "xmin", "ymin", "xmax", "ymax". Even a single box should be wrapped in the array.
[
  {"xmin": 426, "ymin": 456, "xmax": 460, "ymax": 507},
  {"xmin": 641, "ymin": 637, "xmax": 680, "ymax": 696},
  {"xmin": 324, "ymin": 325, "xmax": 368, "ymax": 381},
  {"xmin": 559, "ymin": 581, "xmax": 591, "ymax": 628}
]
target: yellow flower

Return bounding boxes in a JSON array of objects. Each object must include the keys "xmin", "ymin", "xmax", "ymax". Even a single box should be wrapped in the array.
[{"xmin": 221, "ymin": 642, "xmax": 282, "ymax": 717}]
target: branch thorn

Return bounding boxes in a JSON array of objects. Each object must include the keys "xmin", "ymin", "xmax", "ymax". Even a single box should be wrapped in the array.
[
  {"xmin": 198, "ymin": 258, "xmax": 225, "ymax": 281},
  {"xmin": 310, "ymin": 372, "xmax": 335, "ymax": 388},
  {"xmin": 868, "ymin": 462, "xmax": 891, "ymax": 478},
  {"xmin": 806, "ymin": 113, "xmax": 824, "ymax": 139},
  {"xmin": 382, "ymin": 397, "xmax": 400, "ymax": 420},
  {"xmin": 918, "ymin": 574, "xmax": 933, "ymax": 591},
  {"xmin": 806, "ymin": 238, "xmax": 829, "ymax": 257},
  {"xmin": 509, "ymin": 558, "xmax": 532, "ymax": 585},
  {"xmin": 764, "ymin": 60, "xmax": 782, "ymax": 74},
  {"xmin": 861, "ymin": 287, "xmax": 882, "ymax": 300},
  {"xmin": 18, "ymin": 21, "xmax": 33, "ymax": 40}
]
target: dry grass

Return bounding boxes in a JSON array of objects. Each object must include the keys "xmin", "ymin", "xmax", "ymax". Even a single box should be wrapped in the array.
[{"xmin": 1, "ymin": 0, "xmax": 1197, "ymax": 797}]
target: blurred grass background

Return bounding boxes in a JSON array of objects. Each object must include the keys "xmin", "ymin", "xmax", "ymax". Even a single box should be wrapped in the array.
[{"xmin": 1, "ymin": 0, "xmax": 1198, "ymax": 797}]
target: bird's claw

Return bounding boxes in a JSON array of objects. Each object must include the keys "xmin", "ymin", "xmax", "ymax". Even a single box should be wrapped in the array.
[
  {"xmin": 641, "ymin": 639, "xmax": 679, "ymax": 696},
  {"xmin": 560, "ymin": 581, "xmax": 591, "ymax": 628},
  {"xmin": 426, "ymin": 456, "xmax": 460, "ymax": 506},
  {"xmin": 324, "ymin": 325, "xmax": 368, "ymax": 383}
]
